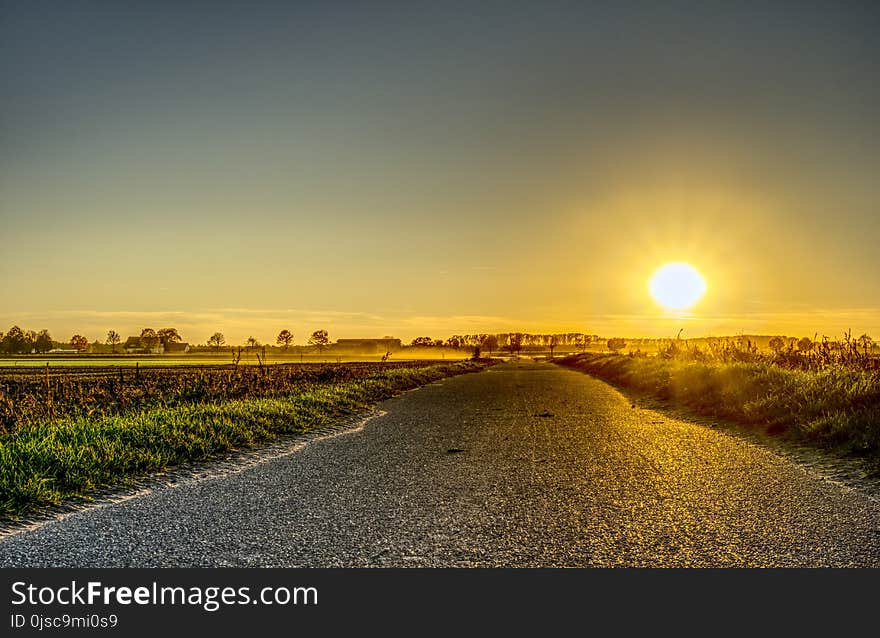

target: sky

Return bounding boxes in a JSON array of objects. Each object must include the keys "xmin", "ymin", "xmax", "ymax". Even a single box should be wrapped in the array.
[{"xmin": 2, "ymin": 1, "xmax": 879, "ymax": 344}]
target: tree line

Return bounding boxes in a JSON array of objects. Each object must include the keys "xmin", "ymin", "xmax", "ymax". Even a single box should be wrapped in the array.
[
  {"xmin": 0, "ymin": 325, "xmax": 608, "ymax": 355},
  {"xmin": 408, "ymin": 333, "xmax": 602, "ymax": 351},
  {"xmin": 0, "ymin": 325, "xmax": 334, "ymax": 355},
  {"xmin": 203, "ymin": 329, "xmax": 331, "ymax": 352},
  {"xmin": 8, "ymin": 324, "xmax": 870, "ymax": 358},
  {"xmin": 0, "ymin": 326, "xmax": 55, "ymax": 354},
  {"xmin": 0, "ymin": 326, "xmax": 185, "ymax": 354}
]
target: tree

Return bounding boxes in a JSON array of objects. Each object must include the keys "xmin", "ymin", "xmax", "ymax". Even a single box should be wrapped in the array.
[
  {"xmin": 157, "ymin": 328, "xmax": 182, "ymax": 347},
  {"xmin": 768, "ymin": 336, "xmax": 786, "ymax": 353},
  {"xmin": 1, "ymin": 325, "xmax": 27, "ymax": 354},
  {"xmin": 207, "ymin": 332, "xmax": 226, "ymax": 351},
  {"xmin": 505, "ymin": 333, "xmax": 523, "ymax": 356},
  {"xmin": 308, "ymin": 330, "xmax": 330, "ymax": 353},
  {"xmin": 797, "ymin": 337, "xmax": 814, "ymax": 353},
  {"xmin": 857, "ymin": 334, "xmax": 874, "ymax": 351},
  {"xmin": 140, "ymin": 328, "xmax": 159, "ymax": 351},
  {"xmin": 246, "ymin": 336, "xmax": 259, "ymax": 350},
  {"xmin": 410, "ymin": 336, "xmax": 434, "ymax": 347},
  {"xmin": 34, "ymin": 329, "xmax": 53, "ymax": 353},
  {"xmin": 580, "ymin": 334, "xmax": 593, "ymax": 351},
  {"xmin": 70, "ymin": 334, "xmax": 89, "ymax": 352},
  {"xmin": 607, "ymin": 338, "xmax": 627, "ymax": 353},
  {"xmin": 107, "ymin": 330, "xmax": 121, "ymax": 353},
  {"xmin": 276, "ymin": 329, "xmax": 294, "ymax": 351}
]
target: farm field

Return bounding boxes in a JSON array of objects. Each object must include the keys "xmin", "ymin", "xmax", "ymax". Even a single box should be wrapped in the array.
[
  {"xmin": 0, "ymin": 359, "xmax": 495, "ymax": 516},
  {"xmin": 0, "ymin": 352, "xmax": 472, "ymax": 368},
  {"xmin": 0, "ymin": 359, "xmax": 486, "ymax": 430}
]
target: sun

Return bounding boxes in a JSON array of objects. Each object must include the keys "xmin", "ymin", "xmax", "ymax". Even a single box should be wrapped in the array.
[{"xmin": 649, "ymin": 262, "xmax": 707, "ymax": 311}]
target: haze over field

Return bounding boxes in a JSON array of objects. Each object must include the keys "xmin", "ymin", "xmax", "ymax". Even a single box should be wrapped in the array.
[{"xmin": 2, "ymin": 2, "xmax": 879, "ymax": 343}]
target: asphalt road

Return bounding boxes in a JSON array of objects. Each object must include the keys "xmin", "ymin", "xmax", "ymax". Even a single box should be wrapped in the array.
[{"xmin": 2, "ymin": 359, "xmax": 879, "ymax": 567}]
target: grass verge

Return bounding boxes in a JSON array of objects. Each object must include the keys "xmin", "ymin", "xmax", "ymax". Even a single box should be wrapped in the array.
[
  {"xmin": 0, "ymin": 361, "xmax": 492, "ymax": 518},
  {"xmin": 557, "ymin": 353, "xmax": 880, "ymax": 463}
]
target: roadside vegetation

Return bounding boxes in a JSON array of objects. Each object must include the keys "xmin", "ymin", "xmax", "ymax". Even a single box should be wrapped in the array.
[
  {"xmin": 557, "ymin": 333, "xmax": 880, "ymax": 466},
  {"xmin": 0, "ymin": 361, "xmax": 471, "ymax": 432},
  {"xmin": 0, "ymin": 360, "xmax": 494, "ymax": 518}
]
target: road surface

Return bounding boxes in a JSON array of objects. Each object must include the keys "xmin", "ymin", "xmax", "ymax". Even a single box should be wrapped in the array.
[{"xmin": 2, "ymin": 360, "xmax": 879, "ymax": 567}]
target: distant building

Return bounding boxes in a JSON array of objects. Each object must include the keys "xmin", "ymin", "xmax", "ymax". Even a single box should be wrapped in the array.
[
  {"xmin": 123, "ymin": 336, "xmax": 190, "ymax": 354},
  {"xmin": 123, "ymin": 336, "xmax": 164, "ymax": 354},
  {"xmin": 334, "ymin": 338, "xmax": 402, "ymax": 353},
  {"xmin": 124, "ymin": 336, "xmax": 146, "ymax": 353},
  {"xmin": 48, "ymin": 348, "xmax": 79, "ymax": 354}
]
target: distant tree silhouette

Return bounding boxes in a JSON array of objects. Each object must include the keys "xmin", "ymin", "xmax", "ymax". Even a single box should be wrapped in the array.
[
  {"xmin": 505, "ymin": 333, "xmax": 523, "ymax": 356},
  {"xmin": 140, "ymin": 328, "xmax": 159, "ymax": 351},
  {"xmin": 70, "ymin": 334, "xmax": 89, "ymax": 352},
  {"xmin": 208, "ymin": 332, "xmax": 226, "ymax": 351},
  {"xmin": 246, "ymin": 336, "xmax": 260, "ymax": 350},
  {"xmin": 308, "ymin": 330, "xmax": 330, "ymax": 353},
  {"xmin": 768, "ymin": 336, "xmax": 785, "ymax": 353},
  {"xmin": 157, "ymin": 328, "xmax": 182, "ymax": 348},
  {"xmin": 34, "ymin": 330, "xmax": 53, "ymax": 353},
  {"xmin": 107, "ymin": 330, "xmax": 121, "ymax": 353},
  {"xmin": 1, "ymin": 326, "xmax": 27, "ymax": 353},
  {"xmin": 607, "ymin": 338, "xmax": 627, "ymax": 353},
  {"xmin": 276, "ymin": 329, "xmax": 294, "ymax": 351},
  {"xmin": 410, "ymin": 336, "xmax": 434, "ymax": 347},
  {"xmin": 797, "ymin": 337, "xmax": 814, "ymax": 352}
]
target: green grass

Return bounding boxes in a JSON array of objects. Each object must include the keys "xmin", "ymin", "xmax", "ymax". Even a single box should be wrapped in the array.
[
  {"xmin": 0, "ymin": 361, "xmax": 490, "ymax": 518},
  {"xmin": 558, "ymin": 353, "xmax": 880, "ymax": 460}
]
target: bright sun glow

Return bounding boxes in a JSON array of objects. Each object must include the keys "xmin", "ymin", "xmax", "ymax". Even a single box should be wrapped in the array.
[{"xmin": 649, "ymin": 262, "xmax": 707, "ymax": 311}]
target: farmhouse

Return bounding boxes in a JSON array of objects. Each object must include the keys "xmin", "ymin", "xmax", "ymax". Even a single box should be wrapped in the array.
[
  {"xmin": 123, "ymin": 336, "xmax": 191, "ymax": 354},
  {"xmin": 123, "ymin": 336, "xmax": 163, "ymax": 354}
]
